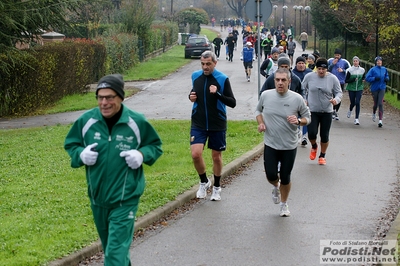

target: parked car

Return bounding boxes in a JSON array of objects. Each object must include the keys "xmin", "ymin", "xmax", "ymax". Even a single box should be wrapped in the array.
[{"xmin": 184, "ymin": 35, "xmax": 215, "ymax": 59}]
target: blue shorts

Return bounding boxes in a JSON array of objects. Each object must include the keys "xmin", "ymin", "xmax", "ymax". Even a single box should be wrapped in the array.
[{"xmin": 190, "ymin": 128, "xmax": 226, "ymax": 151}]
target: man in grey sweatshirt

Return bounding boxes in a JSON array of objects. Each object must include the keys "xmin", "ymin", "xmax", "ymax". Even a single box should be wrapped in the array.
[{"xmin": 255, "ymin": 68, "xmax": 311, "ymax": 217}]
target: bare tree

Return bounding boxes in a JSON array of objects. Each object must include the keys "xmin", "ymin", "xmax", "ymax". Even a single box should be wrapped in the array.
[{"xmin": 226, "ymin": 0, "xmax": 247, "ymax": 18}]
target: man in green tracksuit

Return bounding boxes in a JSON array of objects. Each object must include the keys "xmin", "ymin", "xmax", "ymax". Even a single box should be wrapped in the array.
[{"xmin": 64, "ymin": 74, "xmax": 163, "ymax": 266}]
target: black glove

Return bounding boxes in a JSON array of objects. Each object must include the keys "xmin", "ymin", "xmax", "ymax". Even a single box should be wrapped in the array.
[{"xmin": 375, "ymin": 77, "xmax": 380, "ymax": 81}]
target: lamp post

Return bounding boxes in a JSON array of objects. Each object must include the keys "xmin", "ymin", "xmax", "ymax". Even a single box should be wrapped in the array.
[
  {"xmin": 298, "ymin": 6, "xmax": 303, "ymax": 34},
  {"xmin": 273, "ymin": 5, "xmax": 278, "ymax": 28},
  {"xmin": 314, "ymin": 26, "xmax": 317, "ymax": 53},
  {"xmin": 223, "ymin": 5, "xmax": 226, "ymax": 19},
  {"xmin": 161, "ymin": 6, "xmax": 165, "ymax": 19},
  {"xmin": 304, "ymin": 6, "xmax": 310, "ymax": 34},
  {"xmin": 293, "ymin": 5, "xmax": 298, "ymax": 37},
  {"xmin": 283, "ymin": 5, "xmax": 288, "ymax": 28},
  {"xmin": 374, "ymin": 0, "xmax": 381, "ymax": 58}
]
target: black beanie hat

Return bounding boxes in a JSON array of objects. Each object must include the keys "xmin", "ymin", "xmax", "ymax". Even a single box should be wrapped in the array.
[
  {"xmin": 334, "ymin": 48, "xmax": 342, "ymax": 55},
  {"xmin": 296, "ymin": 56, "xmax": 306, "ymax": 64},
  {"xmin": 316, "ymin": 58, "xmax": 328, "ymax": 68},
  {"xmin": 278, "ymin": 56, "xmax": 291, "ymax": 67},
  {"xmin": 96, "ymin": 74, "xmax": 125, "ymax": 100}
]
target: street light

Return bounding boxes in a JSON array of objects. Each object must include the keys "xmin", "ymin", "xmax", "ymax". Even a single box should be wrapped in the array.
[
  {"xmin": 161, "ymin": 6, "xmax": 166, "ymax": 19},
  {"xmin": 283, "ymin": 5, "xmax": 288, "ymax": 28},
  {"xmin": 373, "ymin": 0, "xmax": 383, "ymax": 58},
  {"xmin": 298, "ymin": 5, "xmax": 303, "ymax": 35},
  {"xmin": 304, "ymin": 6, "xmax": 310, "ymax": 34},
  {"xmin": 273, "ymin": 5, "xmax": 278, "ymax": 28},
  {"xmin": 223, "ymin": 5, "xmax": 227, "ymax": 19},
  {"xmin": 293, "ymin": 5, "xmax": 298, "ymax": 37}
]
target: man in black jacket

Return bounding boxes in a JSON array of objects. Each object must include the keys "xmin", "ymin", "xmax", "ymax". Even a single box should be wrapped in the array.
[
  {"xmin": 188, "ymin": 51, "xmax": 236, "ymax": 201},
  {"xmin": 260, "ymin": 55, "xmax": 304, "ymax": 98},
  {"xmin": 225, "ymin": 32, "xmax": 236, "ymax": 62},
  {"xmin": 212, "ymin": 34, "xmax": 224, "ymax": 60}
]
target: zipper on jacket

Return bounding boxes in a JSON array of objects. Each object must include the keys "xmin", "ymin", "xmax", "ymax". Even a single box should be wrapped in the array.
[
  {"xmin": 88, "ymin": 166, "xmax": 95, "ymax": 204},
  {"xmin": 107, "ymin": 127, "xmax": 126, "ymax": 205},
  {"xmin": 120, "ymin": 170, "xmax": 129, "ymax": 206},
  {"xmin": 204, "ymin": 77, "xmax": 209, "ymax": 130}
]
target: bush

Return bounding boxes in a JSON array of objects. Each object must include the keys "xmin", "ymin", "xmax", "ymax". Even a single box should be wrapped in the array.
[
  {"xmin": 0, "ymin": 40, "xmax": 106, "ymax": 117},
  {"xmin": 96, "ymin": 33, "xmax": 139, "ymax": 74}
]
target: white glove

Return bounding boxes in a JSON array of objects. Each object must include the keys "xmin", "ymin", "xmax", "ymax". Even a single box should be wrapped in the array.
[
  {"xmin": 80, "ymin": 143, "xmax": 98, "ymax": 166},
  {"xmin": 120, "ymin": 150, "xmax": 143, "ymax": 169}
]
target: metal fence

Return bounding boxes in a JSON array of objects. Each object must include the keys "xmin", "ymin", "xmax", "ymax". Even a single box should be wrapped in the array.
[{"xmin": 359, "ymin": 59, "xmax": 400, "ymax": 101}]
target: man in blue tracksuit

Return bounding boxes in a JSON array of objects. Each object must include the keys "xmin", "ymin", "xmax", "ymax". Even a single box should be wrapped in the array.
[
  {"xmin": 365, "ymin": 56, "xmax": 389, "ymax": 127},
  {"xmin": 328, "ymin": 48, "xmax": 350, "ymax": 120},
  {"xmin": 241, "ymin": 41, "xmax": 256, "ymax": 82},
  {"xmin": 188, "ymin": 51, "xmax": 236, "ymax": 202}
]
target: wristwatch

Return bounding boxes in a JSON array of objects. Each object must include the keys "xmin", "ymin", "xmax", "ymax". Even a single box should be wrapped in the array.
[{"xmin": 297, "ymin": 118, "xmax": 302, "ymax": 125}]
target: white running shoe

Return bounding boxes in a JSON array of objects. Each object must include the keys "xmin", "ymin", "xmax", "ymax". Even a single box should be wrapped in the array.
[
  {"xmin": 196, "ymin": 179, "xmax": 211, "ymax": 199},
  {"xmin": 280, "ymin": 203, "xmax": 291, "ymax": 217},
  {"xmin": 347, "ymin": 110, "xmax": 352, "ymax": 118},
  {"xmin": 272, "ymin": 185, "xmax": 281, "ymax": 204},
  {"xmin": 297, "ymin": 130, "xmax": 302, "ymax": 144},
  {"xmin": 354, "ymin": 119, "xmax": 360, "ymax": 125},
  {"xmin": 372, "ymin": 113, "xmax": 376, "ymax": 122},
  {"xmin": 301, "ymin": 137, "xmax": 308, "ymax": 146},
  {"xmin": 210, "ymin": 186, "xmax": 221, "ymax": 201}
]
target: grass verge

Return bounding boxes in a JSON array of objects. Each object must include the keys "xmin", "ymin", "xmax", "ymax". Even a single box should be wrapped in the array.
[
  {"xmin": 35, "ymin": 89, "xmax": 139, "ymax": 115},
  {"xmin": 0, "ymin": 120, "xmax": 260, "ymax": 265},
  {"xmin": 385, "ymin": 91, "xmax": 400, "ymax": 110}
]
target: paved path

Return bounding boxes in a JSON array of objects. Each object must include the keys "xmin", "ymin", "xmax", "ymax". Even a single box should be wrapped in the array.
[{"xmin": 2, "ymin": 26, "xmax": 400, "ymax": 266}]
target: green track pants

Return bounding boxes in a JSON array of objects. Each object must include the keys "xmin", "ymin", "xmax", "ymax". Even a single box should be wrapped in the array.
[{"xmin": 91, "ymin": 203, "xmax": 139, "ymax": 266}]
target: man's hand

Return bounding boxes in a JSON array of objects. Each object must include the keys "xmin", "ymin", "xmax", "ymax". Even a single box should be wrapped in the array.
[
  {"xmin": 287, "ymin": 115, "xmax": 299, "ymax": 125},
  {"xmin": 209, "ymin": 85, "xmax": 217, "ymax": 94},
  {"xmin": 80, "ymin": 143, "xmax": 98, "ymax": 166},
  {"xmin": 120, "ymin": 150, "xmax": 143, "ymax": 169},
  {"xmin": 189, "ymin": 92, "xmax": 197, "ymax": 102},
  {"xmin": 258, "ymin": 123, "xmax": 266, "ymax": 132}
]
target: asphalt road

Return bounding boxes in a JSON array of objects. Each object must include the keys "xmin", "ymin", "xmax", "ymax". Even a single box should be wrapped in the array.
[
  {"xmin": 80, "ymin": 28, "xmax": 400, "ymax": 265},
  {"xmin": 3, "ymin": 26, "xmax": 399, "ymax": 266}
]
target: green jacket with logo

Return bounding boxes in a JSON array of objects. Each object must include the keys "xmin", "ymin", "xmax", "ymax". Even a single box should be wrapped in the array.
[
  {"xmin": 64, "ymin": 104, "xmax": 163, "ymax": 208},
  {"xmin": 345, "ymin": 65, "xmax": 365, "ymax": 91}
]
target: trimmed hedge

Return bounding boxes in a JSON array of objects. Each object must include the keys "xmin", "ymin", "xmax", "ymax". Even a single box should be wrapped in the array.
[
  {"xmin": 0, "ymin": 21, "xmax": 178, "ymax": 117},
  {"xmin": 0, "ymin": 40, "xmax": 106, "ymax": 117}
]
